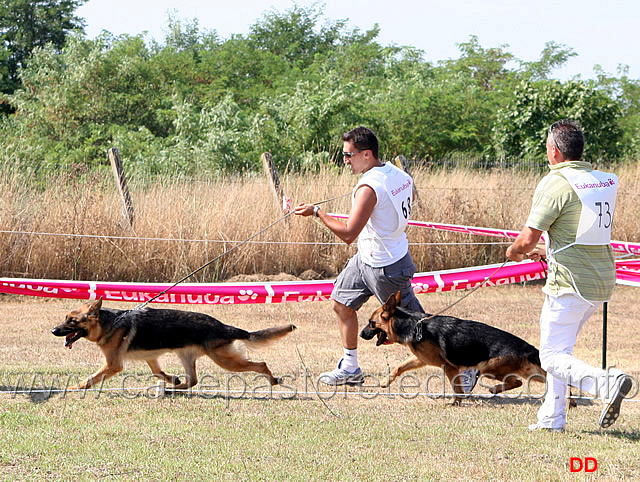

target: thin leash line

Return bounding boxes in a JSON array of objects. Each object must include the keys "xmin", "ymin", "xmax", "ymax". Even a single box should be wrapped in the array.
[
  {"xmin": 415, "ymin": 259, "xmax": 510, "ymax": 341},
  {"xmin": 514, "ymin": 259, "xmax": 548, "ymax": 308},
  {"xmin": 382, "ymin": 348, "xmax": 392, "ymax": 382},
  {"xmin": 133, "ymin": 212, "xmax": 292, "ymax": 310},
  {"xmin": 292, "ymin": 192, "xmax": 367, "ymax": 419},
  {"xmin": 133, "ymin": 193, "xmax": 351, "ymax": 310},
  {"xmin": 288, "ymin": 309, "xmax": 340, "ymax": 418}
]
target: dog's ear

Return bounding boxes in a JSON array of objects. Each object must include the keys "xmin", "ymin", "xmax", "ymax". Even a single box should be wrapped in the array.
[
  {"xmin": 89, "ymin": 297, "xmax": 103, "ymax": 313},
  {"xmin": 394, "ymin": 291, "xmax": 402, "ymax": 306},
  {"xmin": 382, "ymin": 291, "xmax": 400, "ymax": 317}
]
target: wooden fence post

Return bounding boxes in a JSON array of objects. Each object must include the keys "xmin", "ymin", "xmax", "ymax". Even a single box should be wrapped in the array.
[
  {"xmin": 393, "ymin": 155, "xmax": 420, "ymax": 203},
  {"xmin": 108, "ymin": 147, "xmax": 135, "ymax": 228},
  {"xmin": 261, "ymin": 152, "xmax": 291, "ymax": 213}
]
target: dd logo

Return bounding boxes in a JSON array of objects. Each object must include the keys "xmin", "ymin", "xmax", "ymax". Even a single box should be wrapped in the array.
[{"xmin": 570, "ymin": 457, "xmax": 597, "ymax": 472}]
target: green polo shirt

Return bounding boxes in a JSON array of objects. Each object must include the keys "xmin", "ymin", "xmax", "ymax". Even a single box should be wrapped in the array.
[{"xmin": 525, "ymin": 161, "xmax": 616, "ymax": 301}]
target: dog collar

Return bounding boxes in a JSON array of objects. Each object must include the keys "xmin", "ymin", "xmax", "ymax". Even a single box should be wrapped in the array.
[{"xmin": 415, "ymin": 317, "xmax": 427, "ymax": 342}]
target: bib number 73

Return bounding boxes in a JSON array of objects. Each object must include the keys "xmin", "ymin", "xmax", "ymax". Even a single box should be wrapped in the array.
[{"xmin": 595, "ymin": 201, "xmax": 612, "ymax": 228}]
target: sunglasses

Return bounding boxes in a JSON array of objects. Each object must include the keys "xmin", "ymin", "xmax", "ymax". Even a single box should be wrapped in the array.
[
  {"xmin": 548, "ymin": 124, "xmax": 561, "ymax": 151},
  {"xmin": 342, "ymin": 149, "xmax": 367, "ymax": 158}
]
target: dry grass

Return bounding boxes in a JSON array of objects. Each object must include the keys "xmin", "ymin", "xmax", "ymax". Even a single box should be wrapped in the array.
[
  {"xmin": 2, "ymin": 162, "xmax": 640, "ymax": 478},
  {"xmin": 1, "ymin": 162, "xmax": 639, "ymax": 283},
  {"xmin": 1, "ymin": 285, "xmax": 639, "ymax": 479}
]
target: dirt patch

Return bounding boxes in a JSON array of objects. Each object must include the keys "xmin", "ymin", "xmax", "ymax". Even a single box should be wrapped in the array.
[
  {"xmin": 224, "ymin": 270, "xmax": 326, "ymax": 282},
  {"xmin": 224, "ymin": 273, "xmax": 301, "ymax": 282},
  {"xmin": 298, "ymin": 269, "xmax": 325, "ymax": 280}
]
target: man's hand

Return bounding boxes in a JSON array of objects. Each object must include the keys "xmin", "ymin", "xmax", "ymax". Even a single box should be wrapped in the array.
[
  {"xmin": 506, "ymin": 245, "xmax": 525, "ymax": 262},
  {"xmin": 506, "ymin": 226, "xmax": 544, "ymax": 262},
  {"xmin": 293, "ymin": 203, "xmax": 315, "ymax": 217},
  {"xmin": 525, "ymin": 246, "xmax": 546, "ymax": 262}
]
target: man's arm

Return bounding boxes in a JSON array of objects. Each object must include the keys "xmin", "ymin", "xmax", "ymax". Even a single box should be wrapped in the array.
[
  {"xmin": 294, "ymin": 185, "xmax": 376, "ymax": 245},
  {"xmin": 506, "ymin": 226, "xmax": 544, "ymax": 262}
]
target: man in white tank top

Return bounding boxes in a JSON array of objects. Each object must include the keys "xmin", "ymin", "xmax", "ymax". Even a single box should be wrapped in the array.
[
  {"xmin": 295, "ymin": 127, "xmax": 423, "ymax": 386},
  {"xmin": 506, "ymin": 119, "xmax": 631, "ymax": 431}
]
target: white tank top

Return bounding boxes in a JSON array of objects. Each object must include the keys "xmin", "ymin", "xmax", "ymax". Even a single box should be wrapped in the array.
[{"xmin": 354, "ymin": 163, "xmax": 414, "ymax": 267}]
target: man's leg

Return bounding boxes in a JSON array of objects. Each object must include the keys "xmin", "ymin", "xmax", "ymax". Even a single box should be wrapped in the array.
[
  {"xmin": 334, "ymin": 300, "xmax": 359, "ymax": 352},
  {"xmin": 535, "ymin": 294, "xmax": 631, "ymax": 429},
  {"xmin": 316, "ymin": 300, "xmax": 365, "ymax": 385},
  {"xmin": 365, "ymin": 252, "xmax": 424, "ymax": 313},
  {"xmin": 322, "ymin": 254, "xmax": 370, "ymax": 385},
  {"xmin": 535, "ymin": 294, "xmax": 592, "ymax": 429}
]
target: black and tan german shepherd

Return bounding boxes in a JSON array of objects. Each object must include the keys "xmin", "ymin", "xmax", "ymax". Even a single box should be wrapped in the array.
[
  {"xmin": 360, "ymin": 291, "xmax": 547, "ymax": 405},
  {"xmin": 52, "ymin": 298, "xmax": 295, "ymax": 390}
]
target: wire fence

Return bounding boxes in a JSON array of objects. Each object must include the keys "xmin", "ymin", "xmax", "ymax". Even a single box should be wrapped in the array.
[
  {"xmin": 0, "ymin": 229, "xmax": 512, "ymax": 247},
  {"xmin": 408, "ymin": 156, "xmax": 548, "ymax": 171}
]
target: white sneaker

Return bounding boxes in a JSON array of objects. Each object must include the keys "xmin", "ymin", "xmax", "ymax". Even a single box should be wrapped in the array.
[
  {"xmin": 527, "ymin": 423, "xmax": 564, "ymax": 433},
  {"xmin": 599, "ymin": 374, "xmax": 632, "ymax": 429},
  {"xmin": 318, "ymin": 358, "xmax": 364, "ymax": 386}
]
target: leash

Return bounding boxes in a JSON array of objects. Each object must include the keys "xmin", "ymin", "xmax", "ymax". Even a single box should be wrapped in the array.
[
  {"xmin": 134, "ymin": 213, "xmax": 293, "ymax": 310},
  {"xmin": 414, "ymin": 259, "xmax": 509, "ymax": 341},
  {"xmin": 132, "ymin": 192, "xmax": 351, "ymax": 311},
  {"xmin": 104, "ymin": 192, "xmax": 350, "ymax": 332},
  {"xmin": 289, "ymin": 310, "xmax": 340, "ymax": 418},
  {"xmin": 539, "ymin": 257, "xmax": 548, "ymax": 277}
]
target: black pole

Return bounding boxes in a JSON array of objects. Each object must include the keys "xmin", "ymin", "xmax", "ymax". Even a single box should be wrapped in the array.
[{"xmin": 602, "ymin": 302, "xmax": 608, "ymax": 369}]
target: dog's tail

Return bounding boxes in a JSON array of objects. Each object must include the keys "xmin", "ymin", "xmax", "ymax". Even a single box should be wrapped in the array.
[{"xmin": 246, "ymin": 324, "xmax": 296, "ymax": 347}]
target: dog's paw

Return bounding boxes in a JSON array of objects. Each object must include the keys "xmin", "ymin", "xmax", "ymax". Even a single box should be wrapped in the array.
[
  {"xmin": 172, "ymin": 383, "xmax": 193, "ymax": 390},
  {"xmin": 380, "ymin": 378, "xmax": 395, "ymax": 389},
  {"xmin": 67, "ymin": 384, "xmax": 90, "ymax": 391}
]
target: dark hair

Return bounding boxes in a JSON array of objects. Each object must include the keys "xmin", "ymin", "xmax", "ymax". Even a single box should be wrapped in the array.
[
  {"xmin": 342, "ymin": 126, "xmax": 379, "ymax": 159},
  {"xmin": 549, "ymin": 119, "xmax": 584, "ymax": 160}
]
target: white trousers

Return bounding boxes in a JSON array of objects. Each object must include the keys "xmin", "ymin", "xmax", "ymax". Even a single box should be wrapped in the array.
[{"xmin": 537, "ymin": 293, "xmax": 621, "ymax": 429}]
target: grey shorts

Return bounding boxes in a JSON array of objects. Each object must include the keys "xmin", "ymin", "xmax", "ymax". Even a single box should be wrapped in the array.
[{"xmin": 331, "ymin": 252, "xmax": 424, "ymax": 313}]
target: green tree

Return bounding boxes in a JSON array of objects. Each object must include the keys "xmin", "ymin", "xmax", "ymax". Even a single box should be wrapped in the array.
[
  {"xmin": 591, "ymin": 65, "xmax": 640, "ymax": 160},
  {"xmin": 2, "ymin": 3, "xmax": 635, "ymax": 177},
  {"xmin": 492, "ymin": 80, "xmax": 623, "ymax": 161},
  {"xmin": 520, "ymin": 41, "xmax": 577, "ymax": 81},
  {"xmin": 373, "ymin": 71, "xmax": 492, "ymax": 160},
  {"xmin": 5, "ymin": 34, "xmax": 170, "ymax": 171},
  {"xmin": 0, "ymin": 0, "xmax": 86, "ymax": 107},
  {"xmin": 254, "ymin": 76, "xmax": 363, "ymax": 168},
  {"xmin": 248, "ymin": 3, "xmax": 347, "ymax": 68},
  {"xmin": 442, "ymin": 35, "xmax": 515, "ymax": 91}
]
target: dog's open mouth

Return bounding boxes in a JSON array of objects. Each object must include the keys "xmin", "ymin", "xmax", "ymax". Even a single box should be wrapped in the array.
[
  {"xmin": 360, "ymin": 325, "xmax": 393, "ymax": 346},
  {"xmin": 376, "ymin": 330, "xmax": 390, "ymax": 346},
  {"xmin": 52, "ymin": 325, "xmax": 87, "ymax": 349},
  {"xmin": 64, "ymin": 331, "xmax": 84, "ymax": 349},
  {"xmin": 54, "ymin": 329, "xmax": 86, "ymax": 349}
]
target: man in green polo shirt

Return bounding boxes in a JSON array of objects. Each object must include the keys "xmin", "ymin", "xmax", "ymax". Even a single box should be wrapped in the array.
[{"xmin": 506, "ymin": 119, "xmax": 632, "ymax": 431}]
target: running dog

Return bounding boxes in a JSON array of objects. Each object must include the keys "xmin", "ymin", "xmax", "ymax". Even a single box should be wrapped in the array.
[
  {"xmin": 360, "ymin": 291, "xmax": 547, "ymax": 405},
  {"xmin": 52, "ymin": 298, "xmax": 295, "ymax": 390}
]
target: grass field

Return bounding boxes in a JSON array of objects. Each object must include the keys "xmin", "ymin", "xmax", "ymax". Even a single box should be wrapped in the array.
[
  {"xmin": 2, "ymin": 161, "xmax": 639, "ymax": 478},
  {"xmin": 1, "ymin": 284, "xmax": 639, "ymax": 480}
]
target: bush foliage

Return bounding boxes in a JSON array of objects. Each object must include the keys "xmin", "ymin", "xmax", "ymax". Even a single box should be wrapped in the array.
[{"xmin": 1, "ymin": 3, "xmax": 639, "ymax": 176}]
